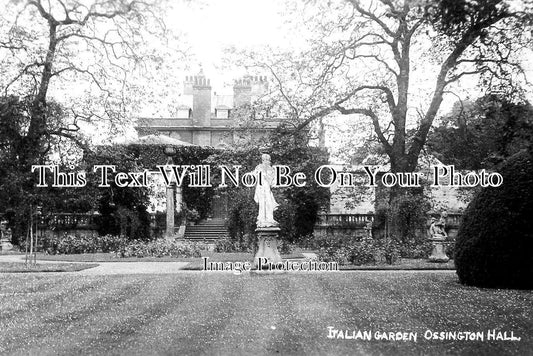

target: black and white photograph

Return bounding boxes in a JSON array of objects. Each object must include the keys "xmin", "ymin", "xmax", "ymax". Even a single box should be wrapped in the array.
[{"xmin": 0, "ymin": 0, "xmax": 532, "ymax": 355}]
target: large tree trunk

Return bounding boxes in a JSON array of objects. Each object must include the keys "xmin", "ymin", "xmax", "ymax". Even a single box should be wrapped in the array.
[
  {"xmin": 386, "ymin": 149, "xmax": 426, "ymax": 242},
  {"xmin": 19, "ymin": 22, "xmax": 57, "ymax": 169}
]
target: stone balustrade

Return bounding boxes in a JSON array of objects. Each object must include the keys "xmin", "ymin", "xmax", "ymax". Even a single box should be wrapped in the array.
[{"xmin": 314, "ymin": 213, "xmax": 463, "ymax": 239}]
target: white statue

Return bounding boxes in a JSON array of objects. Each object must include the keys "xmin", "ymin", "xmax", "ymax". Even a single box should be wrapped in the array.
[{"xmin": 254, "ymin": 154, "xmax": 279, "ymax": 228}]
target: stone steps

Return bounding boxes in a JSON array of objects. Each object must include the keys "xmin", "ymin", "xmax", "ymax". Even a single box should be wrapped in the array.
[{"xmin": 183, "ymin": 219, "xmax": 227, "ymax": 241}]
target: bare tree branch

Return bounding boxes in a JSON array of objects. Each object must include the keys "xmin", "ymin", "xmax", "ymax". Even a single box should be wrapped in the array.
[{"xmin": 334, "ymin": 104, "xmax": 392, "ymax": 155}]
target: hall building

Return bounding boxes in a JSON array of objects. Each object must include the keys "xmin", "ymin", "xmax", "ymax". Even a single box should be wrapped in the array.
[
  {"xmin": 135, "ymin": 71, "xmax": 280, "ymax": 147},
  {"xmin": 135, "ymin": 72, "xmax": 284, "ymax": 235}
]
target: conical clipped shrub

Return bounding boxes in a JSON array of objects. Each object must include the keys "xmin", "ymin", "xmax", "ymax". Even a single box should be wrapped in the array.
[{"xmin": 455, "ymin": 150, "xmax": 533, "ymax": 289}]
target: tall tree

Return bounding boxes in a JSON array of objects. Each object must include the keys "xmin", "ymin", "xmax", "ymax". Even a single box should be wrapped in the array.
[
  {"xmin": 0, "ymin": 0, "xmax": 179, "ymax": 168},
  {"xmin": 428, "ymin": 94, "xmax": 533, "ymax": 170},
  {"xmin": 231, "ymin": 0, "xmax": 531, "ymax": 239},
  {"xmin": 0, "ymin": 0, "xmax": 183, "ymax": 241},
  {"xmin": 236, "ymin": 0, "xmax": 531, "ymax": 174}
]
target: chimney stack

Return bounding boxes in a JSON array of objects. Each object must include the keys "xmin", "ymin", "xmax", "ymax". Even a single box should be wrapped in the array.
[
  {"xmin": 233, "ymin": 75, "xmax": 268, "ymax": 108},
  {"xmin": 250, "ymin": 75, "xmax": 268, "ymax": 100},
  {"xmin": 233, "ymin": 77, "xmax": 251, "ymax": 108},
  {"xmin": 184, "ymin": 71, "xmax": 211, "ymax": 126}
]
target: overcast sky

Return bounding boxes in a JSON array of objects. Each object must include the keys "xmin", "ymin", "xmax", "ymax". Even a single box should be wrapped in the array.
[
  {"xmin": 163, "ymin": 0, "xmax": 532, "ymax": 97},
  {"xmin": 169, "ymin": 0, "xmax": 290, "ymax": 87}
]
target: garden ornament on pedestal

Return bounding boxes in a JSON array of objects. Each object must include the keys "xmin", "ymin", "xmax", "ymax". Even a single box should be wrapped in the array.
[
  {"xmin": 0, "ymin": 219, "xmax": 13, "ymax": 251},
  {"xmin": 252, "ymin": 153, "xmax": 283, "ymax": 269},
  {"xmin": 428, "ymin": 212, "xmax": 449, "ymax": 263}
]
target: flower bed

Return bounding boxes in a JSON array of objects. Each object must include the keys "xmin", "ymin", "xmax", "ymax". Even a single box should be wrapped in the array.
[{"xmin": 116, "ymin": 239, "xmax": 202, "ymax": 258}]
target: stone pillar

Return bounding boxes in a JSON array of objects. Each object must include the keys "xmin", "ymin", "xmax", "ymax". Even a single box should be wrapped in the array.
[
  {"xmin": 176, "ymin": 185, "xmax": 182, "ymax": 215},
  {"xmin": 164, "ymin": 146, "xmax": 177, "ymax": 240},
  {"xmin": 253, "ymin": 227, "xmax": 282, "ymax": 269},
  {"xmin": 166, "ymin": 182, "xmax": 175, "ymax": 239},
  {"xmin": 175, "ymin": 184, "xmax": 186, "ymax": 238}
]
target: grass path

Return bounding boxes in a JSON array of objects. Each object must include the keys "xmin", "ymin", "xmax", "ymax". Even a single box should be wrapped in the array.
[{"xmin": 0, "ymin": 272, "xmax": 531, "ymax": 355}]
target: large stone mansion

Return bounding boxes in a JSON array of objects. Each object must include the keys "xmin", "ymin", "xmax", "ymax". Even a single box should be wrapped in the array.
[{"xmin": 136, "ymin": 71, "xmax": 280, "ymax": 147}]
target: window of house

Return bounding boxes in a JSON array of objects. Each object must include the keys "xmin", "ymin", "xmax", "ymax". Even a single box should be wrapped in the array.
[
  {"xmin": 177, "ymin": 108, "xmax": 191, "ymax": 118},
  {"xmin": 215, "ymin": 108, "xmax": 230, "ymax": 119}
]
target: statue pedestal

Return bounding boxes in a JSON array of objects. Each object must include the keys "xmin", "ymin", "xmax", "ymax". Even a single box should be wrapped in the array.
[
  {"xmin": 428, "ymin": 238, "xmax": 449, "ymax": 263},
  {"xmin": 253, "ymin": 227, "xmax": 282, "ymax": 270}
]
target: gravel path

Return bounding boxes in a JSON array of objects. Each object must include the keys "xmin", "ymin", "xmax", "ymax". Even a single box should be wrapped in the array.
[
  {"xmin": 0, "ymin": 255, "xmax": 190, "ymax": 275},
  {"xmin": 0, "ymin": 254, "xmax": 69, "ymax": 264},
  {"xmin": 77, "ymin": 261, "xmax": 191, "ymax": 275}
]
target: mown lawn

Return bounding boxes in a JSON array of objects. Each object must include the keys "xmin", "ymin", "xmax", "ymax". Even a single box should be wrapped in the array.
[
  {"xmin": 0, "ymin": 272, "xmax": 531, "ymax": 355},
  {"xmin": 0, "ymin": 262, "xmax": 98, "ymax": 273}
]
